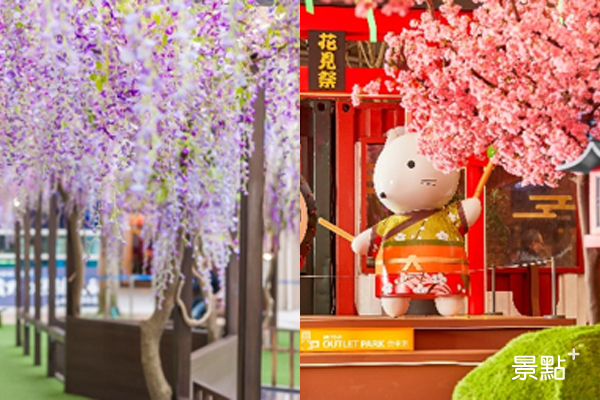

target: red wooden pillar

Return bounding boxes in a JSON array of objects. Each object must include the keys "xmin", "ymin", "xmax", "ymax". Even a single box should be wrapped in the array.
[
  {"xmin": 466, "ymin": 164, "xmax": 485, "ymax": 315},
  {"xmin": 335, "ymin": 101, "xmax": 357, "ymax": 315},
  {"xmin": 334, "ymin": 101, "xmax": 405, "ymax": 315}
]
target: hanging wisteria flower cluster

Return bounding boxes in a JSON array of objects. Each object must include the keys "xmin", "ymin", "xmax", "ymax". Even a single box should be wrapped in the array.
[
  {"xmin": 353, "ymin": 0, "xmax": 600, "ymax": 186},
  {"xmin": 0, "ymin": 0, "xmax": 299, "ymax": 304},
  {"xmin": 249, "ymin": 0, "xmax": 300, "ymax": 253},
  {"xmin": 1, "ymin": 1, "xmax": 121, "ymax": 213}
]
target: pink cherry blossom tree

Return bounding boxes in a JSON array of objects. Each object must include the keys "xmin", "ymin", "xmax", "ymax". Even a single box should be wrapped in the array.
[{"xmin": 353, "ymin": 0, "xmax": 600, "ymax": 322}]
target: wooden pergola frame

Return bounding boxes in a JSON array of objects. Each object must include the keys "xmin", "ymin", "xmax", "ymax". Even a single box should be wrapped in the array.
[{"xmin": 13, "ymin": 79, "xmax": 268, "ymax": 400}]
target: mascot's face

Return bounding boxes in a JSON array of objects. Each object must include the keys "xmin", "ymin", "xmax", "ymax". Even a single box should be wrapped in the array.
[{"xmin": 374, "ymin": 132, "xmax": 459, "ymax": 214}]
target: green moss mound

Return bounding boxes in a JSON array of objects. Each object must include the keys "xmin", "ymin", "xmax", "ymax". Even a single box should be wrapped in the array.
[{"xmin": 453, "ymin": 325, "xmax": 600, "ymax": 400}]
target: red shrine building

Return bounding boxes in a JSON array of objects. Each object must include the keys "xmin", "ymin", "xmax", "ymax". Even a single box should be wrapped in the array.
[{"xmin": 300, "ymin": 2, "xmax": 587, "ymax": 321}]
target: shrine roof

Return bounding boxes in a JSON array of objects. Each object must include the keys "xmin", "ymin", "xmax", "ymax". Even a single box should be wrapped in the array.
[{"xmin": 558, "ymin": 140, "xmax": 600, "ymax": 173}]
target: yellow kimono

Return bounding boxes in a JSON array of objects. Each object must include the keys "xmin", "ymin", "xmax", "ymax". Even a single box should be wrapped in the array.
[{"xmin": 369, "ymin": 201, "xmax": 470, "ymax": 299}]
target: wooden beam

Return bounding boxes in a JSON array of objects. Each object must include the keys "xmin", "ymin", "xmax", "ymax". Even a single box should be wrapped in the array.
[
  {"xmin": 34, "ymin": 195, "xmax": 42, "ymax": 366},
  {"xmin": 173, "ymin": 242, "xmax": 193, "ymax": 399},
  {"xmin": 23, "ymin": 210, "xmax": 31, "ymax": 356},
  {"xmin": 15, "ymin": 219, "xmax": 21, "ymax": 347},
  {"xmin": 48, "ymin": 193, "xmax": 58, "ymax": 377},
  {"xmin": 300, "ymin": 66, "xmax": 395, "ymax": 95},
  {"xmin": 237, "ymin": 80, "xmax": 266, "ymax": 400}
]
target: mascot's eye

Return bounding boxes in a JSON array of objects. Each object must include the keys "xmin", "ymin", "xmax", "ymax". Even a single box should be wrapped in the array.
[{"xmin": 407, "ymin": 160, "xmax": 416, "ymax": 169}]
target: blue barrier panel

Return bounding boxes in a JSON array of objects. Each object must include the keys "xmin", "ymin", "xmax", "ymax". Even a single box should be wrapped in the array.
[
  {"xmin": 0, "ymin": 265, "xmax": 99, "ymax": 307},
  {"xmin": 96, "ymin": 274, "xmax": 153, "ymax": 282}
]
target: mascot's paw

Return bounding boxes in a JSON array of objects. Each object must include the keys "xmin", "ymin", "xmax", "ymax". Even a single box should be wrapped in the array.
[
  {"xmin": 462, "ymin": 197, "xmax": 482, "ymax": 227},
  {"xmin": 435, "ymin": 295, "xmax": 465, "ymax": 316},
  {"xmin": 381, "ymin": 297, "xmax": 410, "ymax": 317},
  {"xmin": 351, "ymin": 228, "xmax": 372, "ymax": 255}
]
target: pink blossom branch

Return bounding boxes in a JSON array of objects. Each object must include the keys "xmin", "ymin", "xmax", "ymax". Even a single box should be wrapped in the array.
[
  {"xmin": 425, "ymin": 0, "xmax": 435, "ymax": 19},
  {"xmin": 510, "ymin": 0, "xmax": 521, "ymax": 22},
  {"xmin": 470, "ymin": 68, "xmax": 504, "ymax": 93}
]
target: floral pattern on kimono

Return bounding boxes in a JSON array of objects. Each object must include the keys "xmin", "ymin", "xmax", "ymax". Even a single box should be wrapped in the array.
[{"xmin": 369, "ymin": 201, "xmax": 470, "ymax": 299}]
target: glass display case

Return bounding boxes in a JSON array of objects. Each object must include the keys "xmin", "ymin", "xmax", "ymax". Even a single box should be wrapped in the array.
[{"xmin": 485, "ymin": 168, "xmax": 580, "ymax": 269}]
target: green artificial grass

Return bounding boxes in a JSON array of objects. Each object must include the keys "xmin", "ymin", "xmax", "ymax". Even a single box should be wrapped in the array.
[
  {"xmin": 453, "ymin": 324, "xmax": 600, "ymax": 400},
  {"xmin": 0, "ymin": 325, "xmax": 87, "ymax": 400},
  {"xmin": 261, "ymin": 330, "xmax": 300, "ymax": 389}
]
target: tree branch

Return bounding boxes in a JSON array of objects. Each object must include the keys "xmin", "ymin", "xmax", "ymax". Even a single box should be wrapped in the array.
[
  {"xmin": 532, "ymin": 31, "xmax": 563, "ymax": 50},
  {"xmin": 376, "ymin": 42, "xmax": 387, "ymax": 68},
  {"xmin": 358, "ymin": 42, "xmax": 373, "ymax": 68},
  {"xmin": 367, "ymin": 41, "xmax": 376, "ymax": 67},
  {"xmin": 395, "ymin": 43, "xmax": 410, "ymax": 71},
  {"xmin": 175, "ymin": 265, "xmax": 213, "ymax": 328},
  {"xmin": 57, "ymin": 182, "xmax": 69, "ymax": 203},
  {"xmin": 252, "ymin": 43, "xmax": 289, "ymax": 64},
  {"xmin": 581, "ymin": 103, "xmax": 600, "ymax": 126},
  {"xmin": 513, "ymin": 68, "xmax": 537, "ymax": 93},
  {"xmin": 510, "ymin": 0, "xmax": 522, "ymax": 22},
  {"xmin": 425, "ymin": 0, "xmax": 435, "ymax": 19},
  {"xmin": 470, "ymin": 68, "xmax": 506, "ymax": 95}
]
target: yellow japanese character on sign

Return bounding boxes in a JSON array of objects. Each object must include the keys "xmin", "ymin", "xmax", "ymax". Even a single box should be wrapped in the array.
[
  {"xmin": 318, "ymin": 33, "xmax": 338, "ymax": 51},
  {"xmin": 513, "ymin": 195, "xmax": 575, "ymax": 219},
  {"xmin": 319, "ymin": 52, "xmax": 336, "ymax": 70},
  {"xmin": 318, "ymin": 70, "xmax": 337, "ymax": 89}
]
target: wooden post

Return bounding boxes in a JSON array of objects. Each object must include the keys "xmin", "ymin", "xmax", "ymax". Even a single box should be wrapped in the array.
[
  {"xmin": 466, "ymin": 165, "xmax": 486, "ymax": 314},
  {"xmin": 15, "ymin": 219, "xmax": 21, "ymax": 347},
  {"xmin": 23, "ymin": 210, "xmax": 31, "ymax": 356},
  {"xmin": 34, "ymin": 195, "xmax": 42, "ymax": 366},
  {"xmin": 334, "ymin": 100, "xmax": 354, "ymax": 315},
  {"xmin": 47, "ymin": 193, "xmax": 58, "ymax": 377},
  {"xmin": 530, "ymin": 264, "xmax": 541, "ymax": 317},
  {"xmin": 225, "ymin": 253, "xmax": 239, "ymax": 336},
  {"xmin": 237, "ymin": 79, "xmax": 265, "ymax": 400},
  {"xmin": 66, "ymin": 207, "xmax": 76, "ymax": 318},
  {"xmin": 270, "ymin": 257, "xmax": 278, "ymax": 329},
  {"xmin": 173, "ymin": 241, "xmax": 193, "ymax": 399},
  {"xmin": 312, "ymin": 100, "xmax": 333, "ymax": 315}
]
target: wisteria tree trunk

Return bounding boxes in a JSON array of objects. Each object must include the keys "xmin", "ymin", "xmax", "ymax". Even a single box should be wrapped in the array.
[
  {"xmin": 140, "ymin": 267, "xmax": 180, "ymax": 400},
  {"xmin": 66, "ymin": 205, "xmax": 84, "ymax": 318},
  {"xmin": 97, "ymin": 235, "xmax": 118, "ymax": 317},
  {"xmin": 575, "ymin": 174, "xmax": 600, "ymax": 324},
  {"xmin": 206, "ymin": 294, "xmax": 219, "ymax": 343},
  {"xmin": 97, "ymin": 236, "xmax": 108, "ymax": 317},
  {"xmin": 262, "ymin": 256, "xmax": 275, "ymax": 331}
]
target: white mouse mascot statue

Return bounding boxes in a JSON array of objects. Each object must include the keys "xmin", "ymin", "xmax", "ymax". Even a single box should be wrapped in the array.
[{"xmin": 352, "ymin": 127, "xmax": 482, "ymax": 317}]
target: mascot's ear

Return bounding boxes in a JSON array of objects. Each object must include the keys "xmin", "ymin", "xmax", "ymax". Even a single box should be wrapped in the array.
[{"xmin": 384, "ymin": 126, "xmax": 406, "ymax": 146}]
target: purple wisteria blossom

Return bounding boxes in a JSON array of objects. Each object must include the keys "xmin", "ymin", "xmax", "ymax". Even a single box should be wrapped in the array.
[{"xmin": 0, "ymin": 0, "xmax": 299, "ymax": 306}]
